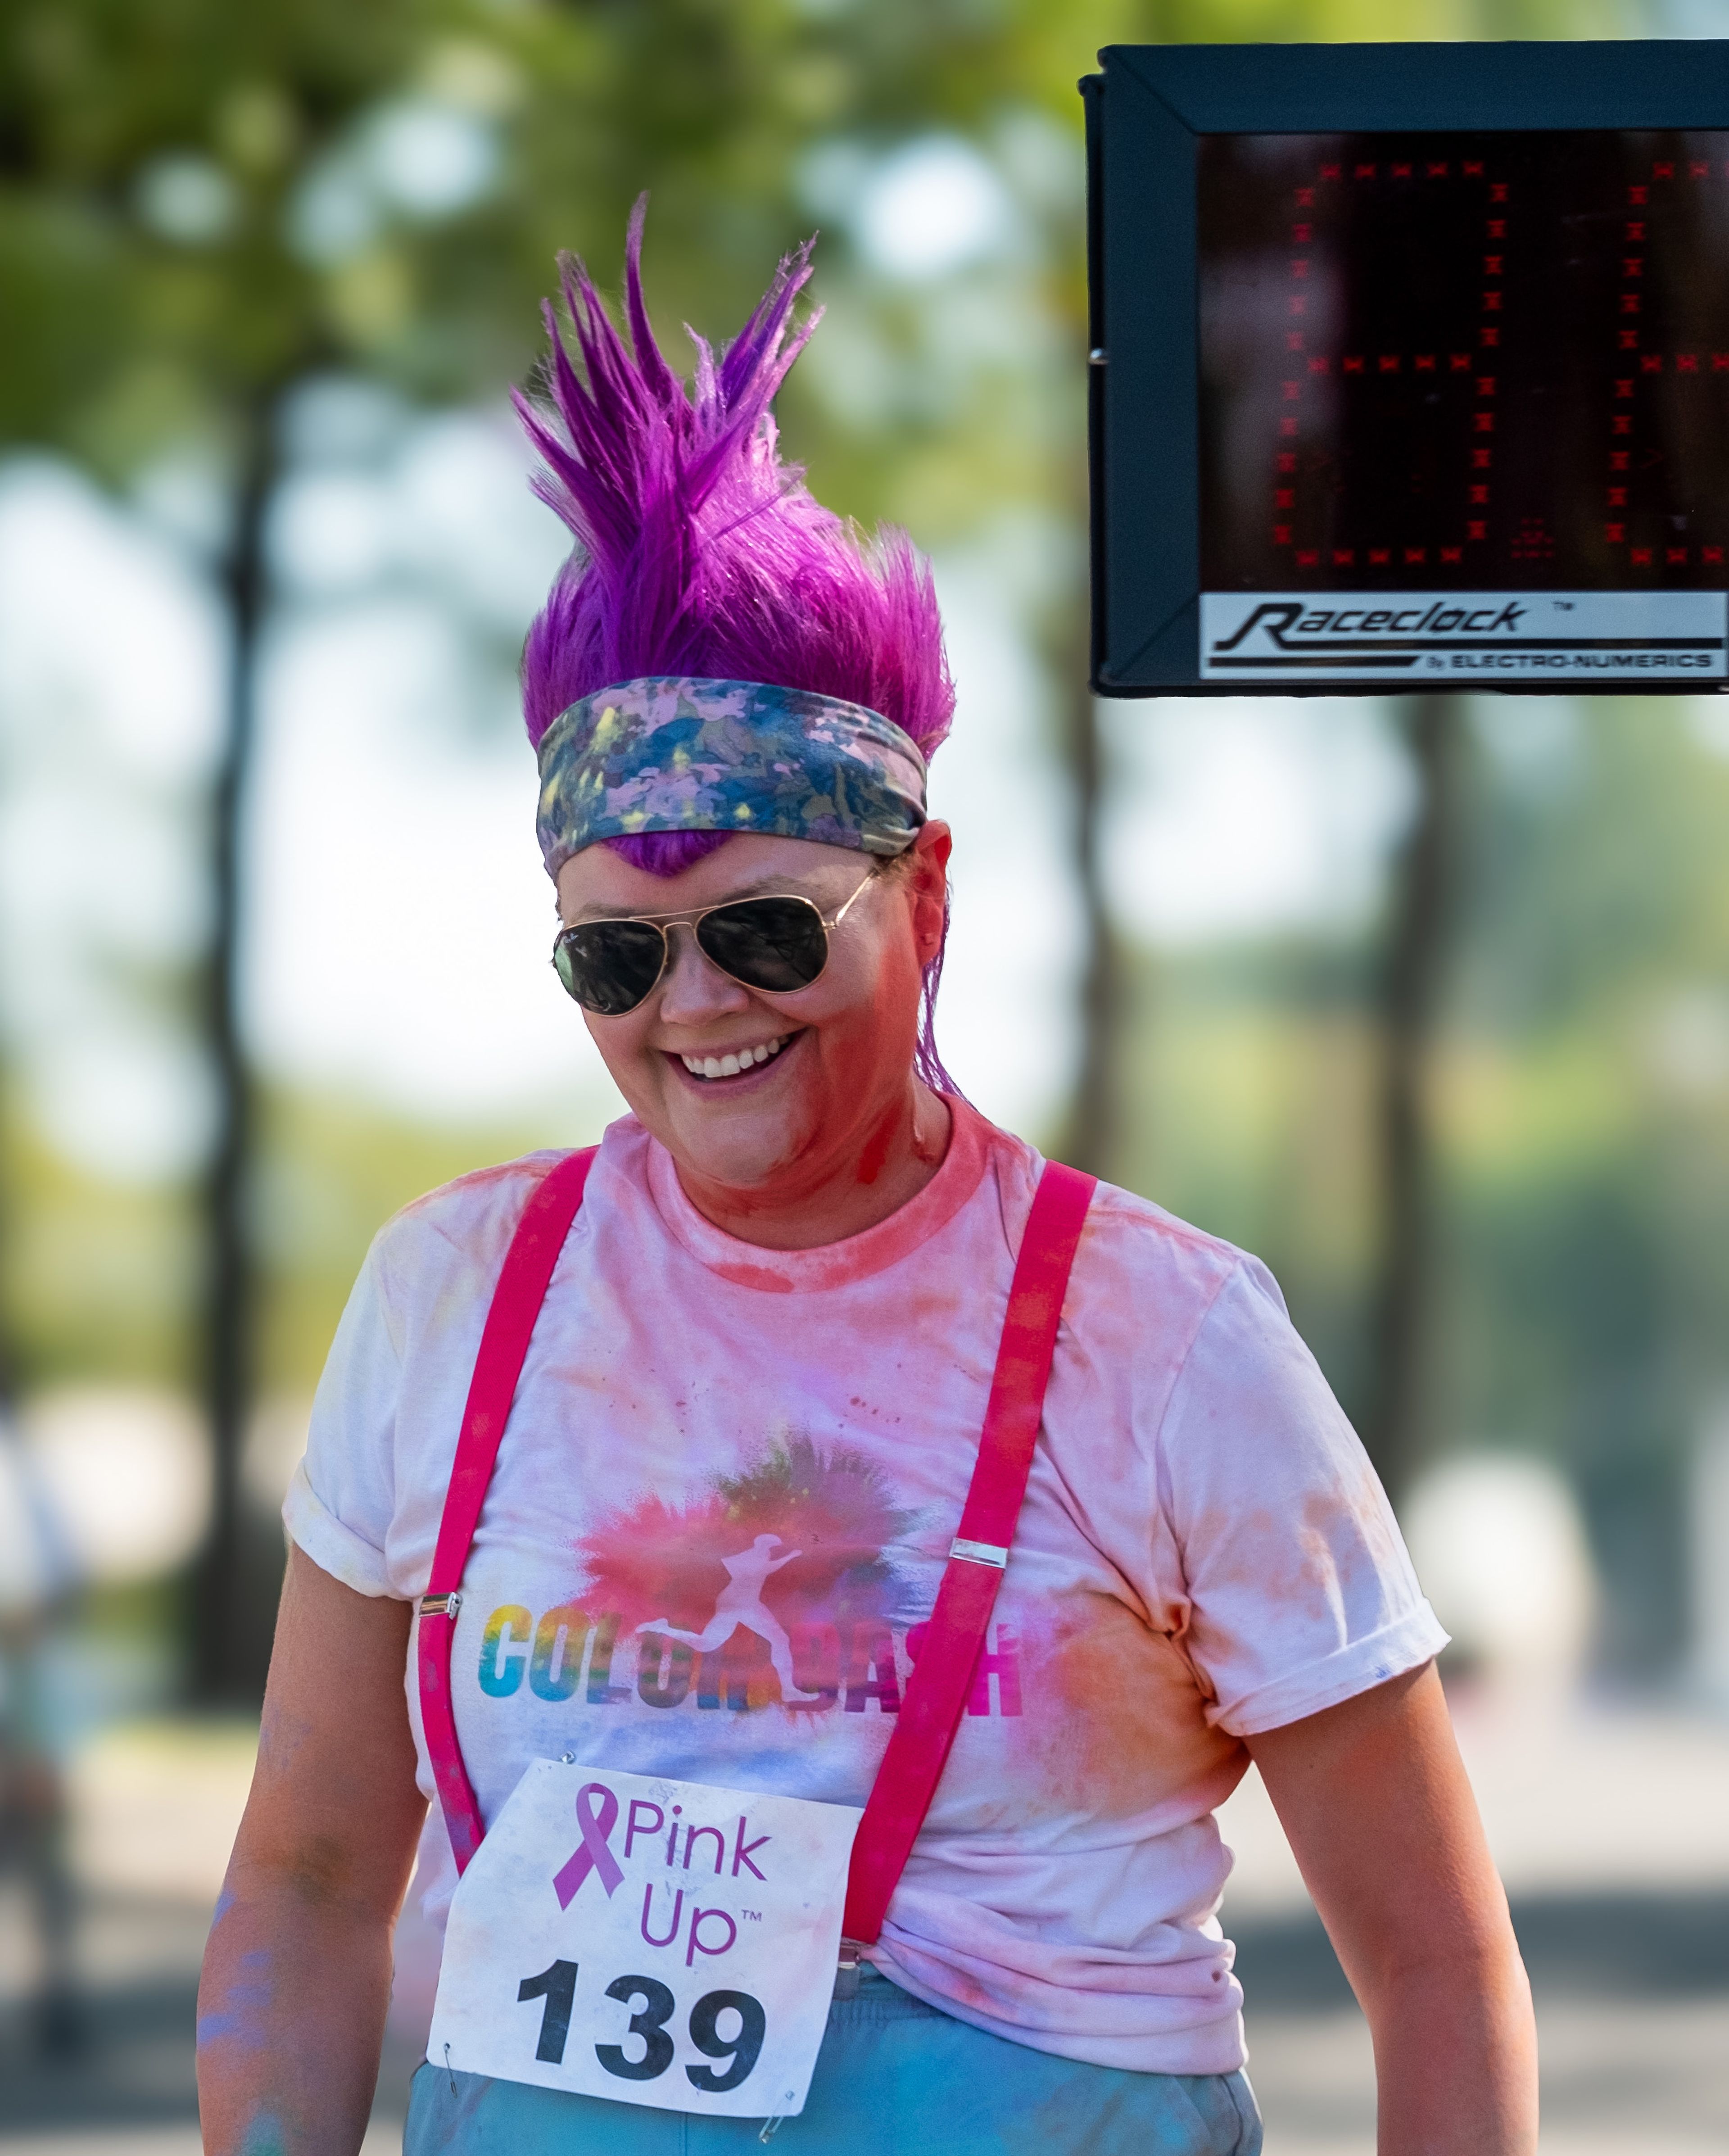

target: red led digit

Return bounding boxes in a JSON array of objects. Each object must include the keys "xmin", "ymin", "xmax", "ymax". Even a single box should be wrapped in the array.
[{"xmin": 1202, "ymin": 129, "xmax": 1729, "ymax": 600}]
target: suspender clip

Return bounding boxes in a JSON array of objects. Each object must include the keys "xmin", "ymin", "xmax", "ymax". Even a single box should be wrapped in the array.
[
  {"xmin": 420, "ymin": 1590, "xmax": 463, "ymax": 1619},
  {"xmin": 949, "ymin": 1537, "xmax": 1009, "ymax": 1569},
  {"xmin": 834, "ymin": 1939, "xmax": 862, "ymax": 2000}
]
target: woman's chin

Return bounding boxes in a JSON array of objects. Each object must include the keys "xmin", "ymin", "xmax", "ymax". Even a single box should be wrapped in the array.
[{"xmin": 656, "ymin": 1089, "xmax": 815, "ymax": 1199}]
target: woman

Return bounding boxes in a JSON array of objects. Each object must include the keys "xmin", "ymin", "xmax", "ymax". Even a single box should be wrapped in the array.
[{"xmin": 198, "ymin": 217, "xmax": 1537, "ymax": 2156}]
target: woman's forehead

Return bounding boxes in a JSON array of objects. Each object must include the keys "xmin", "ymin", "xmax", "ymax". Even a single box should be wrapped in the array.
[{"xmin": 557, "ymin": 833, "xmax": 866, "ymax": 919}]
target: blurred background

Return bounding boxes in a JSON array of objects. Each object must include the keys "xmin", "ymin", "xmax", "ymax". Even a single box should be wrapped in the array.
[{"xmin": 0, "ymin": 0, "xmax": 1725, "ymax": 2151}]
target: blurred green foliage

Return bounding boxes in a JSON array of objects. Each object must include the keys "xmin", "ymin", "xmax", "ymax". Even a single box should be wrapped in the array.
[
  {"xmin": 9, "ymin": 0, "xmax": 1725, "ymax": 1687},
  {"xmin": 1123, "ymin": 697, "xmax": 1729, "ymax": 1671}
]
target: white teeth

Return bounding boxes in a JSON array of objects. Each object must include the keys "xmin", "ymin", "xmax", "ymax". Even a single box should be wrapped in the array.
[{"xmin": 680, "ymin": 1034, "xmax": 789, "ymax": 1078}]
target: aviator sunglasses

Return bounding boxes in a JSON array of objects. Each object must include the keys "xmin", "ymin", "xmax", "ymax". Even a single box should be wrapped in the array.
[{"xmin": 552, "ymin": 866, "xmax": 880, "ymax": 1017}]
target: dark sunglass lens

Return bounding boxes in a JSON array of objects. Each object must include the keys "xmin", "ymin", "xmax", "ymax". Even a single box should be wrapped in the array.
[
  {"xmin": 553, "ymin": 920, "xmax": 668, "ymax": 1014},
  {"xmin": 697, "ymin": 897, "xmax": 829, "ymax": 992}
]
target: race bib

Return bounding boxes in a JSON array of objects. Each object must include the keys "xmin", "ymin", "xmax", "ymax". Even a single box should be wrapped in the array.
[{"xmin": 427, "ymin": 1761, "xmax": 864, "ymax": 2120}]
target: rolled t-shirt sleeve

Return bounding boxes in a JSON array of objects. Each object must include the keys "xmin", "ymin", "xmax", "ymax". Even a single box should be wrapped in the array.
[
  {"xmin": 1156, "ymin": 1258, "xmax": 1448, "ymax": 1737},
  {"xmin": 282, "ymin": 1241, "xmax": 404, "ymax": 1600}
]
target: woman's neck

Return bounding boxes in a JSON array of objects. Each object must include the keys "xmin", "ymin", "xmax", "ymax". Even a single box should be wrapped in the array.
[{"xmin": 674, "ymin": 1083, "xmax": 952, "ymax": 1250}]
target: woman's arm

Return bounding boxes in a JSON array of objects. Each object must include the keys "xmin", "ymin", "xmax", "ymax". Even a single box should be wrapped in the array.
[
  {"xmin": 198, "ymin": 1544, "xmax": 427, "ymax": 2156},
  {"xmin": 1245, "ymin": 1661, "xmax": 1538, "ymax": 2156}
]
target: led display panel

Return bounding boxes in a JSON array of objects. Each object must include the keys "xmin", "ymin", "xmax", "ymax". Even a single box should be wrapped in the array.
[{"xmin": 1085, "ymin": 41, "xmax": 1729, "ymax": 693}]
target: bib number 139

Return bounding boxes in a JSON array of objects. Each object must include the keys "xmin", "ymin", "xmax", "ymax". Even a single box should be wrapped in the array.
[{"xmin": 518, "ymin": 1959, "xmax": 767, "ymax": 2094}]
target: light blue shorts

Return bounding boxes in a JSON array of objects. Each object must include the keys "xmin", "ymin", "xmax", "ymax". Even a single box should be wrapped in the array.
[{"xmin": 403, "ymin": 1966, "xmax": 1263, "ymax": 2155}]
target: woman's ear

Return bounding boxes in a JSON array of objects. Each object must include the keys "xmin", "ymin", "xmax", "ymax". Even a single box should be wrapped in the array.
[{"xmin": 906, "ymin": 821, "xmax": 952, "ymax": 966}]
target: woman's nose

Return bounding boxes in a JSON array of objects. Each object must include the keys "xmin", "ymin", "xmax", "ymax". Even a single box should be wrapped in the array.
[{"xmin": 656, "ymin": 922, "xmax": 752, "ymax": 1023}]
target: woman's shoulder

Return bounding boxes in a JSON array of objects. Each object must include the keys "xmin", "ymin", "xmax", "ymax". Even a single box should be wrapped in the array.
[
  {"xmin": 973, "ymin": 1111, "xmax": 1276, "ymax": 1324},
  {"xmin": 1086, "ymin": 1177, "xmax": 1271, "ymax": 1295},
  {"xmin": 367, "ymin": 1122, "xmax": 645, "ymax": 1302}
]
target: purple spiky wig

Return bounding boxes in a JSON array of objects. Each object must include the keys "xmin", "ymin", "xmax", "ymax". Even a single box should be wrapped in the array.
[{"xmin": 515, "ymin": 204, "xmax": 961, "ymax": 1093}]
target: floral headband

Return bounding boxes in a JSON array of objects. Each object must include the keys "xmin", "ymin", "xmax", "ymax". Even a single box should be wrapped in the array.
[{"xmin": 534, "ymin": 676, "xmax": 929, "ymax": 880}]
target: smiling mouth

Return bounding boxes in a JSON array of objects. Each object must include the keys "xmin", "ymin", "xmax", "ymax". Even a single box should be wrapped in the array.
[{"xmin": 674, "ymin": 1031, "xmax": 797, "ymax": 1082}]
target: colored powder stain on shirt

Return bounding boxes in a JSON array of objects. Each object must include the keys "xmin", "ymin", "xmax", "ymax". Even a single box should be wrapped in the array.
[{"xmin": 286, "ymin": 1101, "xmax": 1446, "ymax": 2076}]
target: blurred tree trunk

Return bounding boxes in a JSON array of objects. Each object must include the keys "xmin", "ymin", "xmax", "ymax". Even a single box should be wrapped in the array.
[
  {"xmin": 1060, "ymin": 670, "xmax": 1123, "ymax": 1180},
  {"xmin": 190, "ymin": 386, "xmax": 284, "ymax": 1706},
  {"xmin": 1364, "ymin": 693, "xmax": 1463, "ymax": 1502}
]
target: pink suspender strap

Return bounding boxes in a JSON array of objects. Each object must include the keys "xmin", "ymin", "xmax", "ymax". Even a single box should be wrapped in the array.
[
  {"xmin": 416, "ymin": 1144, "xmax": 1096, "ymax": 1930},
  {"xmin": 840, "ymin": 1159, "xmax": 1095, "ymax": 1943},
  {"xmin": 417, "ymin": 1146, "xmax": 597, "ymax": 1874}
]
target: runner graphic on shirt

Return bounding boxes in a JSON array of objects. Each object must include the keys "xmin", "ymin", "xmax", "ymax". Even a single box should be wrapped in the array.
[{"xmin": 638, "ymin": 1533, "xmax": 825, "ymax": 1703}]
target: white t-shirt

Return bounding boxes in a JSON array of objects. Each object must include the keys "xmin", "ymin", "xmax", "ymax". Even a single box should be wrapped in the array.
[{"xmin": 286, "ymin": 1102, "xmax": 1444, "ymax": 2074}]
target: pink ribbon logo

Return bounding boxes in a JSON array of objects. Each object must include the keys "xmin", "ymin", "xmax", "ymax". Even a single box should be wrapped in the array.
[{"xmin": 552, "ymin": 1782, "xmax": 625, "ymax": 1908}]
